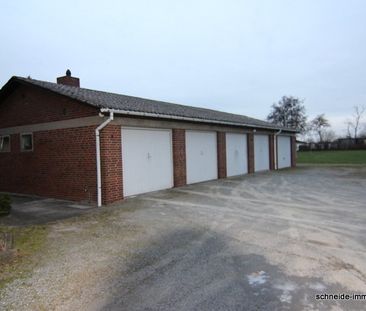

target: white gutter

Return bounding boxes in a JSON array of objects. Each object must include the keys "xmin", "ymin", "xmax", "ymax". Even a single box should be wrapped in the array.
[
  {"xmin": 273, "ymin": 129, "xmax": 282, "ymax": 170},
  {"xmin": 99, "ymin": 108, "xmax": 297, "ymax": 132},
  {"xmin": 95, "ymin": 111, "xmax": 114, "ymax": 207}
]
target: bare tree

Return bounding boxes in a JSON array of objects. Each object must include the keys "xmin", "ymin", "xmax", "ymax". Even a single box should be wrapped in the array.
[
  {"xmin": 345, "ymin": 121, "xmax": 352, "ymax": 138},
  {"xmin": 311, "ymin": 114, "xmax": 330, "ymax": 142},
  {"xmin": 322, "ymin": 129, "xmax": 336, "ymax": 142},
  {"xmin": 360, "ymin": 124, "xmax": 366, "ymax": 138},
  {"xmin": 347, "ymin": 105, "xmax": 366, "ymax": 139}
]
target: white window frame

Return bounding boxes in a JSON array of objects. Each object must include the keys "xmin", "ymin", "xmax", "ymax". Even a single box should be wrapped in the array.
[
  {"xmin": 0, "ymin": 135, "xmax": 10, "ymax": 152},
  {"xmin": 20, "ymin": 133, "xmax": 34, "ymax": 152}
]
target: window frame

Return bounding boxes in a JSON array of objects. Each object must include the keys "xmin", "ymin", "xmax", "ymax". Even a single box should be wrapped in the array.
[
  {"xmin": 20, "ymin": 133, "xmax": 34, "ymax": 152},
  {"xmin": 0, "ymin": 135, "xmax": 11, "ymax": 153}
]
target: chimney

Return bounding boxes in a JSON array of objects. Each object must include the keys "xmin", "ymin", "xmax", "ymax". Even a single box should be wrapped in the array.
[{"xmin": 56, "ymin": 69, "xmax": 80, "ymax": 87}]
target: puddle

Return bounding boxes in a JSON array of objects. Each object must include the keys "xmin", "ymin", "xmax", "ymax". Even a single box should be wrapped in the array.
[
  {"xmin": 273, "ymin": 280, "xmax": 298, "ymax": 304},
  {"xmin": 247, "ymin": 270, "xmax": 268, "ymax": 286},
  {"xmin": 308, "ymin": 282, "xmax": 327, "ymax": 291}
]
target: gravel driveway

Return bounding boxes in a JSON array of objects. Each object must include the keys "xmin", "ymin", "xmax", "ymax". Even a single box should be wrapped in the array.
[{"xmin": 1, "ymin": 166, "xmax": 366, "ymax": 310}]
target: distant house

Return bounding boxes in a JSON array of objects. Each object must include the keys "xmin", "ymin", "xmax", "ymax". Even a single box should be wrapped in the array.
[
  {"xmin": 333, "ymin": 137, "xmax": 366, "ymax": 149},
  {"xmin": 0, "ymin": 71, "xmax": 296, "ymax": 206},
  {"xmin": 298, "ymin": 137, "xmax": 366, "ymax": 151},
  {"xmin": 296, "ymin": 140, "xmax": 307, "ymax": 151}
]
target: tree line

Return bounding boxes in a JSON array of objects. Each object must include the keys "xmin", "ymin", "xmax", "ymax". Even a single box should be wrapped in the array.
[{"xmin": 267, "ymin": 96, "xmax": 366, "ymax": 142}]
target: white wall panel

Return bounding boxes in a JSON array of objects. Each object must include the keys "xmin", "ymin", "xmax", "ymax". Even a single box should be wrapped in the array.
[
  {"xmin": 254, "ymin": 134, "xmax": 270, "ymax": 172},
  {"xmin": 122, "ymin": 127, "xmax": 173, "ymax": 196},
  {"xmin": 186, "ymin": 131, "xmax": 218, "ymax": 184},
  {"xmin": 277, "ymin": 136, "xmax": 291, "ymax": 168},
  {"xmin": 226, "ymin": 133, "xmax": 248, "ymax": 177}
]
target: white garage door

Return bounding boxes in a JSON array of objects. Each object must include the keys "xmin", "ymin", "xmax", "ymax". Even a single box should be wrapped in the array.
[
  {"xmin": 254, "ymin": 134, "xmax": 270, "ymax": 172},
  {"xmin": 277, "ymin": 136, "xmax": 291, "ymax": 169},
  {"xmin": 186, "ymin": 131, "xmax": 218, "ymax": 184},
  {"xmin": 121, "ymin": 127, "xmax": 173, "ymax": 197},
  {"xmin": 226, "ymin": 133, "xmax": 248, "ymax": 177}
]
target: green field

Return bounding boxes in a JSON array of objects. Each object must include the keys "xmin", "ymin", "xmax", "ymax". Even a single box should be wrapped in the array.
[{"xmin": 297, "ymin": 150, "xmax": 366, "ymax": 164}]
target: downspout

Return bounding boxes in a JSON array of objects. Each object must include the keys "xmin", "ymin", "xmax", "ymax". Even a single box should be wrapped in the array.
[
  {"xmin": 96, "ymin": 111, "xmax": 114, "ymax": 207},
  {"xmin": 274, "ymin": 129, "xmax": 282, "ymax": 170}
]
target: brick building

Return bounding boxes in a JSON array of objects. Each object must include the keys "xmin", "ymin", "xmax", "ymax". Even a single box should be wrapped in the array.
[{"xmin": 0, "ymin": 71, "xmax": 296, "ymax": 206}]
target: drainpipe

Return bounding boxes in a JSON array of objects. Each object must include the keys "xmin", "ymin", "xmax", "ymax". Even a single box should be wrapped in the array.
[
  {"xmin": 274, "ymin": 129, "xmax": 282, "ymax": 170},
  {"xmin": 96, "ymin": 111, "xmax": 114, "ymax": 207}
]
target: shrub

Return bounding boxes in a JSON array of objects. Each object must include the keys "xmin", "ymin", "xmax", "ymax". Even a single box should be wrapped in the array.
[{"xmin": 0, "ymin": 194, "xmax": 12, "ymax": 216}]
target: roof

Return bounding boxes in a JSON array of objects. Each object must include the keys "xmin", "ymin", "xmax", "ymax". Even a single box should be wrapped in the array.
[{"xmin": 1, "ymin": 76, "xmax": 296, "ymax": 132}]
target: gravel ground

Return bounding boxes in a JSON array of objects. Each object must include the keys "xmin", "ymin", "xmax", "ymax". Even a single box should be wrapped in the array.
[{"xmin": 1, "ymin": 166, "xmax": 366, "ymax": 310}]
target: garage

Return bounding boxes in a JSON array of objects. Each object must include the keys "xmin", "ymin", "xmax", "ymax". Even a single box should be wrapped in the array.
[
  {"xmin": 121, "ymin": 127, "xmax": 173, "ymax": 197},
  {"xmin": 0, "ymin": 74, "xmax": 298, "ymax": 206},
  {"xmin": 186, "ymin": 131, "xmax": 218, "ymax": 184},
  {"xmin": 254, "ymin": 134, "xmax": 270, "ymax": 172},
  {"xmin": 277, "ymin": 135, "xmax": 291, "ymax": 169},
  {"xmin": 226, "ymin": 133, "xmax": 248, "ymax": 177}
]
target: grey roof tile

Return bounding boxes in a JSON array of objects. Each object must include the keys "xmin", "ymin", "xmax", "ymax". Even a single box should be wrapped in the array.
[{"xmin": 11, "ymin": 77, "xmax": 295, "ymax": 131}]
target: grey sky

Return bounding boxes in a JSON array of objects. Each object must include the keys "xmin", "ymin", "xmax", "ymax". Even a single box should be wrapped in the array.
[{"xmin": 1, "ymin": 0, "xmax": 366, "ymax": 135}]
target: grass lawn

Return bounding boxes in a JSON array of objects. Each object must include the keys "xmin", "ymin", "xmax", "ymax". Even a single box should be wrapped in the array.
[{"xmin": 297, "ymin": 150, "xmax": 366, "ymax": 164}]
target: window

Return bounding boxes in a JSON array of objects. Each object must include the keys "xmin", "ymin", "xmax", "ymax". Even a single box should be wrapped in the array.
[
  {"xmin": 20, "ymin": 133, "xmax": 33, "ymax": 151},
  {"xmin": 0, "ymin": 135, "xmax": 10, "ymax": 152}
]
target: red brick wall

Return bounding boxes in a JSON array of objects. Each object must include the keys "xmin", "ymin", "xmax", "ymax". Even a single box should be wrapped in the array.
[
  {"xmin": 247, "ymin": 133, "xmax": 254, "ymax": 173},
  {"xmin": 0, "ymin": 84, "xmax": 97, "ymax": 128},
  {"xmin": 269, "ymin": 134, "xmax": 275, "ymax": 170},
  {"xmin": 101, "ymin": 125, "xmax": 123, "ymax": 204},
  {"xmin": 217, "ymin": 132, "xmax": 227, "ymax": 178},
  {"xmin": 0, "ymin": 126, "xmax": 97, "ymax": 202},
  {"xmin": 172, "ymin": 129, "xmax": 187, "ymax": 187},
  {"xmin": 291, "ymin": 135, "xmax": 297, "ymax": 167}
]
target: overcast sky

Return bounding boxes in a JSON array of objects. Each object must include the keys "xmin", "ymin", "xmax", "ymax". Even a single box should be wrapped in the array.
[{"xmin": 1, "ymin": 0, "xmax": 365, "ymax": 135}]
